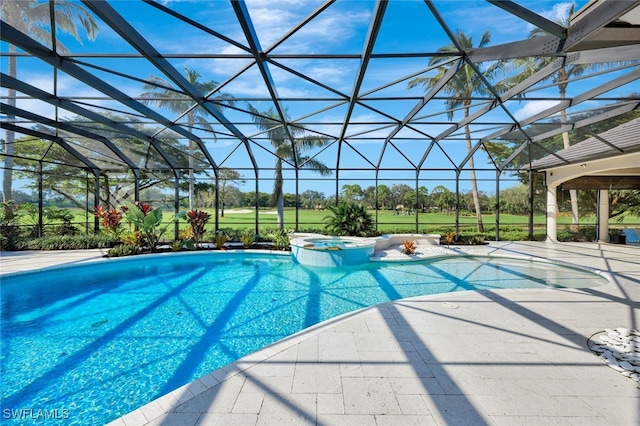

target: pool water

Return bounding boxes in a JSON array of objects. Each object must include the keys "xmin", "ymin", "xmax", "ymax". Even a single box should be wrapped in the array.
[
  {"xmin": 0, "ymin": 252, "xmax": 606, "ymax": 424},
  {"xmin": 307, "ymin": 238, "xmax": 356, "ymax": 247}
]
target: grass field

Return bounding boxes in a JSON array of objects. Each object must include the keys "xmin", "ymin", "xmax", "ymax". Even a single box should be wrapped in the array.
[{"xmin": 24, "ymin": 207, "xmax": 640, "ymax": 236}]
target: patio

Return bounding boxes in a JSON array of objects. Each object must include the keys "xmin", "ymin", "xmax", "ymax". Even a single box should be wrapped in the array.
[{"xmin": 2, "ymin": 241, "xmax": 639, "ymax": 425}]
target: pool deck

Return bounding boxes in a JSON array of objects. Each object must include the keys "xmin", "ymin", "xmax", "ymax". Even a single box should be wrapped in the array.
[{"xmin": 1, "ymin": 241, "xmax": 639, "ymax": 425}]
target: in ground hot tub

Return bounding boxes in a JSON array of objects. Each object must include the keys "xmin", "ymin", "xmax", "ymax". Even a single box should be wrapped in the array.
[{"xmin": 290, "ymin": 235, "xmax": 376, "ymax": 267}]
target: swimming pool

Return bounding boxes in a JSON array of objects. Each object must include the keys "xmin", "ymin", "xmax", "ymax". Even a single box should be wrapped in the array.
[{"xmin": 0, "ymin": 252, "xmax": 607, "ymax": 424}]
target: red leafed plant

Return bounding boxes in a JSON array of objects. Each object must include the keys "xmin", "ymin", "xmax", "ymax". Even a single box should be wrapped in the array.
[
  {"xmin": 134, "ymin": 201, "xmax": 153, "ymax": 216},
  {"xmin": 185, "ymin": 209, "xmax": 211, "ymax": 247},
  {"xmin": 94, "ymin": 205, "xmax": 124, "ymax": 235}
]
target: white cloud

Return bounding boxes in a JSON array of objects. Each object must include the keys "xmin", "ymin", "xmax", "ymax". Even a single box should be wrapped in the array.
[
  {"xmin": 542, "ymin": 2, "xmax": 574, "ymax": 25},
  {"xmin": 519, "ymin": 2, "xmax": 573, "ymax": 33},
  {"xmin": 512, "ymin": 100, "xmax": 560, "ymax": 121}
]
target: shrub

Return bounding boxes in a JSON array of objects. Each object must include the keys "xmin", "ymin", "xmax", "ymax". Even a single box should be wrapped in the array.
[
  {"xmin": 44, "ymin": 206, "xmax": 79, "ymax": 236},
  {"xmin": 267, "ymin": 229, "xmax": 291, "ymax": 251},
  {"xmin": 497, "ymin": 229, "xmax": 528, "ymax": 241},
  {"xmin": 107, "ymin": 244, "xmax": 143, "ymax": 257},
  {"xmin": 122, "ymin": 201, "xmax": 167, "ymax": 252},
  {"xmin": 556, "ymin": 226, "xmax": 595, "ymax": 242},
  {"xmin": 323, "ymin": 201, "xmax": 376, "ymax": 237},
  {"xmin": 468, "ymin": 235, "xmax": 485, "ymax": 245},
  {"xmin": 179, "ymin": 209, "xmax": 210, "ymax": 247},
  {"xmin": 94, "ymin": 205, "xmax": 124, "ymax": 236},
  {"xmin": 17, "ymin": 234, "xmax": 118, "ymax": 250},
  {"xmin": 214, "ymin": 231, "xmax": 230, "ymax": 249},
  {"xmin": 239, "ymin": 229, "xmax": 256, "ymax": 248},
  {"xmin": 1, "ymin": 201, "xmax": 24, "ymax": 250},
  {"xmin": 172, "ymin": 238, "xmax": 195, "ymax": 252}
]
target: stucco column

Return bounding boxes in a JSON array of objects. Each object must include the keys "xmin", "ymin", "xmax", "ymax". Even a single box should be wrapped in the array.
[
  {"xmin": 598, "ymin": 189, "xmax": 609, "ymax": 243},
  {"xmin": 546, "ymin": 183, "xmax": 557, "ymax": 243}
]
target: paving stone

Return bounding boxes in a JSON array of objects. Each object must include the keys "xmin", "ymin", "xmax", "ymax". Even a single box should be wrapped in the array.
[
  {"xmin": 256, "ymin": 393, "xmax": 316, "ymax": 426},
  {"xmin": 342, "ymin": 377, "xmax": 401, "ymax": 415}
]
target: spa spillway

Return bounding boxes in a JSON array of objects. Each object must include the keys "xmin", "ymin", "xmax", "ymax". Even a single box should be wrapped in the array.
[{"xmin": 290, "ymin": 235, "xmax": 377, "ymax": 267}]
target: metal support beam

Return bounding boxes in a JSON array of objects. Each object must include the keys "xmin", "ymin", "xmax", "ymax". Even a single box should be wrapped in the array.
[
  {"xmin": 336, "ymin": 0, "xmax": 388, "ymax": 178},
  {"xmin": 0, "ymin": 22, "xmax": 185, "ymax": 172},
  {"xmin": 488, "ymin": 1, "xmax": 566, "ymax": 39},
  {"xmin": 0, "ymin": 96, "xmax": 140, "ymax": 175},
  {"xmin": 82, "ymin": 0, "xmax": 251, "ymax": 172},
  {"xmin": 38, "ymin": 161, "xmax": 43, "ymax": 238},
  {"xmin": 232, "ymin": 0, "xmax": 302, "ymax": 170}
]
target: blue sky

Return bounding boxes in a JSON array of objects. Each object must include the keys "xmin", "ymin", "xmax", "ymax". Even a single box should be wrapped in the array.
[{"xmin": 5, "ymin": 0, "xmax": 637, "ymax": 198}]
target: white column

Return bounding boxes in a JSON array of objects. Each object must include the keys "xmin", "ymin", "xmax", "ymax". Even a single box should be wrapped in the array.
[
  {"xmin": 598, "ymin": 189, "xmax": 609, "ymax": 243},
  {"xmin": 546, "ymin": 183, "xmax": 557, "ymax": 243}
]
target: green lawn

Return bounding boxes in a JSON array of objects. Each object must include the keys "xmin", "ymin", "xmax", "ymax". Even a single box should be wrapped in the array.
[
  {"xmin": 208, "ymin": 208, "xmax": 639, "ymax": 233},
  {"xmin": 21, "ymin": 207, "xmax": 640, "ymax": 236}
]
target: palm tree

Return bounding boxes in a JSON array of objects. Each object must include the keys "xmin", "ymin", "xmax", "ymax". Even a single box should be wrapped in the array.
[
  {"xmin": 248, "ymin": 105, "xmax": 332, "ymax": 229},
  {"xmin": 408, "ymin": 31, "xmax": 505, "ymax": 233},
  {"xmin": 507, "ymin": 4, "xmax": 603, "ymax": 230},
  {"xmin": 140, "ymin": 68, "xmax": 234, "ymax": 209},
  {"xmin": 1, "ymin": 1, "xmax": 98, "ymax": 202}
]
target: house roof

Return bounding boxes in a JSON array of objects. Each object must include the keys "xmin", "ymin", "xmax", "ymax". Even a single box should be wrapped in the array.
[{"xmin": 528, "ymin": 117, "xmax": 640, "ymax": 171}]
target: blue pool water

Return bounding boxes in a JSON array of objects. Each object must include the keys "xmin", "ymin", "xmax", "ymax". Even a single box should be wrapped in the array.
[{"xmin": 0, "ymin": 252, "xmax": 606, "ymax": 424}]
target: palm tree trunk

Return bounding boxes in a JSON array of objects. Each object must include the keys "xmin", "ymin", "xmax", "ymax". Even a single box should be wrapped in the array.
[
  {"xmin": 464, "ymin": 106, "xmax": 484, "ymax": 233},
  {"xmin": 276, "ymin": 192, "xmax": 284, "ymax": 229},
  {"xmin": 187, "ymin": 113, "xmax": 195, "ymax": 210},
  {"xmin": 274, "ymin": 159, "xmax": 284, "ymax": 229},
  {"xmin": 188, "ymin": 140, "xmax": 194, "ymax": 210},
  {"xmin": 3, "ymin": 46, "xmax": 16, "ymax": 202},
  {"xmin": 559, "ymin": 83, "xmax": 579, "ymax": 230}
]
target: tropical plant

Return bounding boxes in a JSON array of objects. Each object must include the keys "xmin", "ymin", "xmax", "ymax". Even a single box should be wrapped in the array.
[
  {"xmin": 214, "ymin": 231, "xmax": 229, "ymax": 249},
  {"xmin": 248, "ymin": 105, "xmax": 333, "ymax": 229},
  {"xmin": 323, "ymin": 201, "xmax": 376, "ymax": 237},
  {"xmin": 122, "ymin": 201, "xmax": 167, "ymax": 252},
  {"xmin": 94, "ymin": 205, "xmax": 124, "ymax": 236},
  {"xmin": 170, "ymin": 229, "xmax": 195, "ymax": 252},
  {"xmin": 178, "ymin": 208, "xmax": 210, "ymax": 247},
  {"xmin": 239, "ymin": 229, "xmax": 256, "ymax": 248},
  {"xmin": 408, "ymin": 30, "xmax": 506, "ymax": 233},
  {"xmin": 445, "ymin": 231, "xmax": 457, "ymax": 247},
  {"xmin": 1, "ymin": 1, "xmax": 98, "ymax": 202},
  {"xmin": 120, "ymin": 230, "xmax": 143, "ymax": 247},
  {"xmin": 140, "ymin": 68, "xmax": 234, "ymax": 209},
  {"xmin": 401, "ymin": 240, "xmax": 417, "ymax": 255},
  {"xmin": 267, "ymin": 229, "xmax": 291, "ymax": 251}
]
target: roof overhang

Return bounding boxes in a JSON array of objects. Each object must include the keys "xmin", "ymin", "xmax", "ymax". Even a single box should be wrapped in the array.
[
  {"xmin": 568, "ymin": 0, "xmax": 640, "ymax": 50},
  {"xmin": 561, "ymin": 175, "xmax": 640, "ymax": 190}
]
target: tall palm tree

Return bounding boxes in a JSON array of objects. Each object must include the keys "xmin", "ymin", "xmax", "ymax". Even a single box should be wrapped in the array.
[
  {"xmin": 1, "ymin": 0, "xmax": 98, "ymax": 202},
  {"xmin": 140, "ymin": 68, "xmax": 234, "ymax": 209},
  {"xmin": 248, "ymin": 105, "xmax": 332, "ymax": 229},
  {"xmin": 507, "ymin": 4, "xmax": 602, "ymax": 230},
  {"xmin": 408, "ymin": 31, "xmax": 504, "ymax": 233}
]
